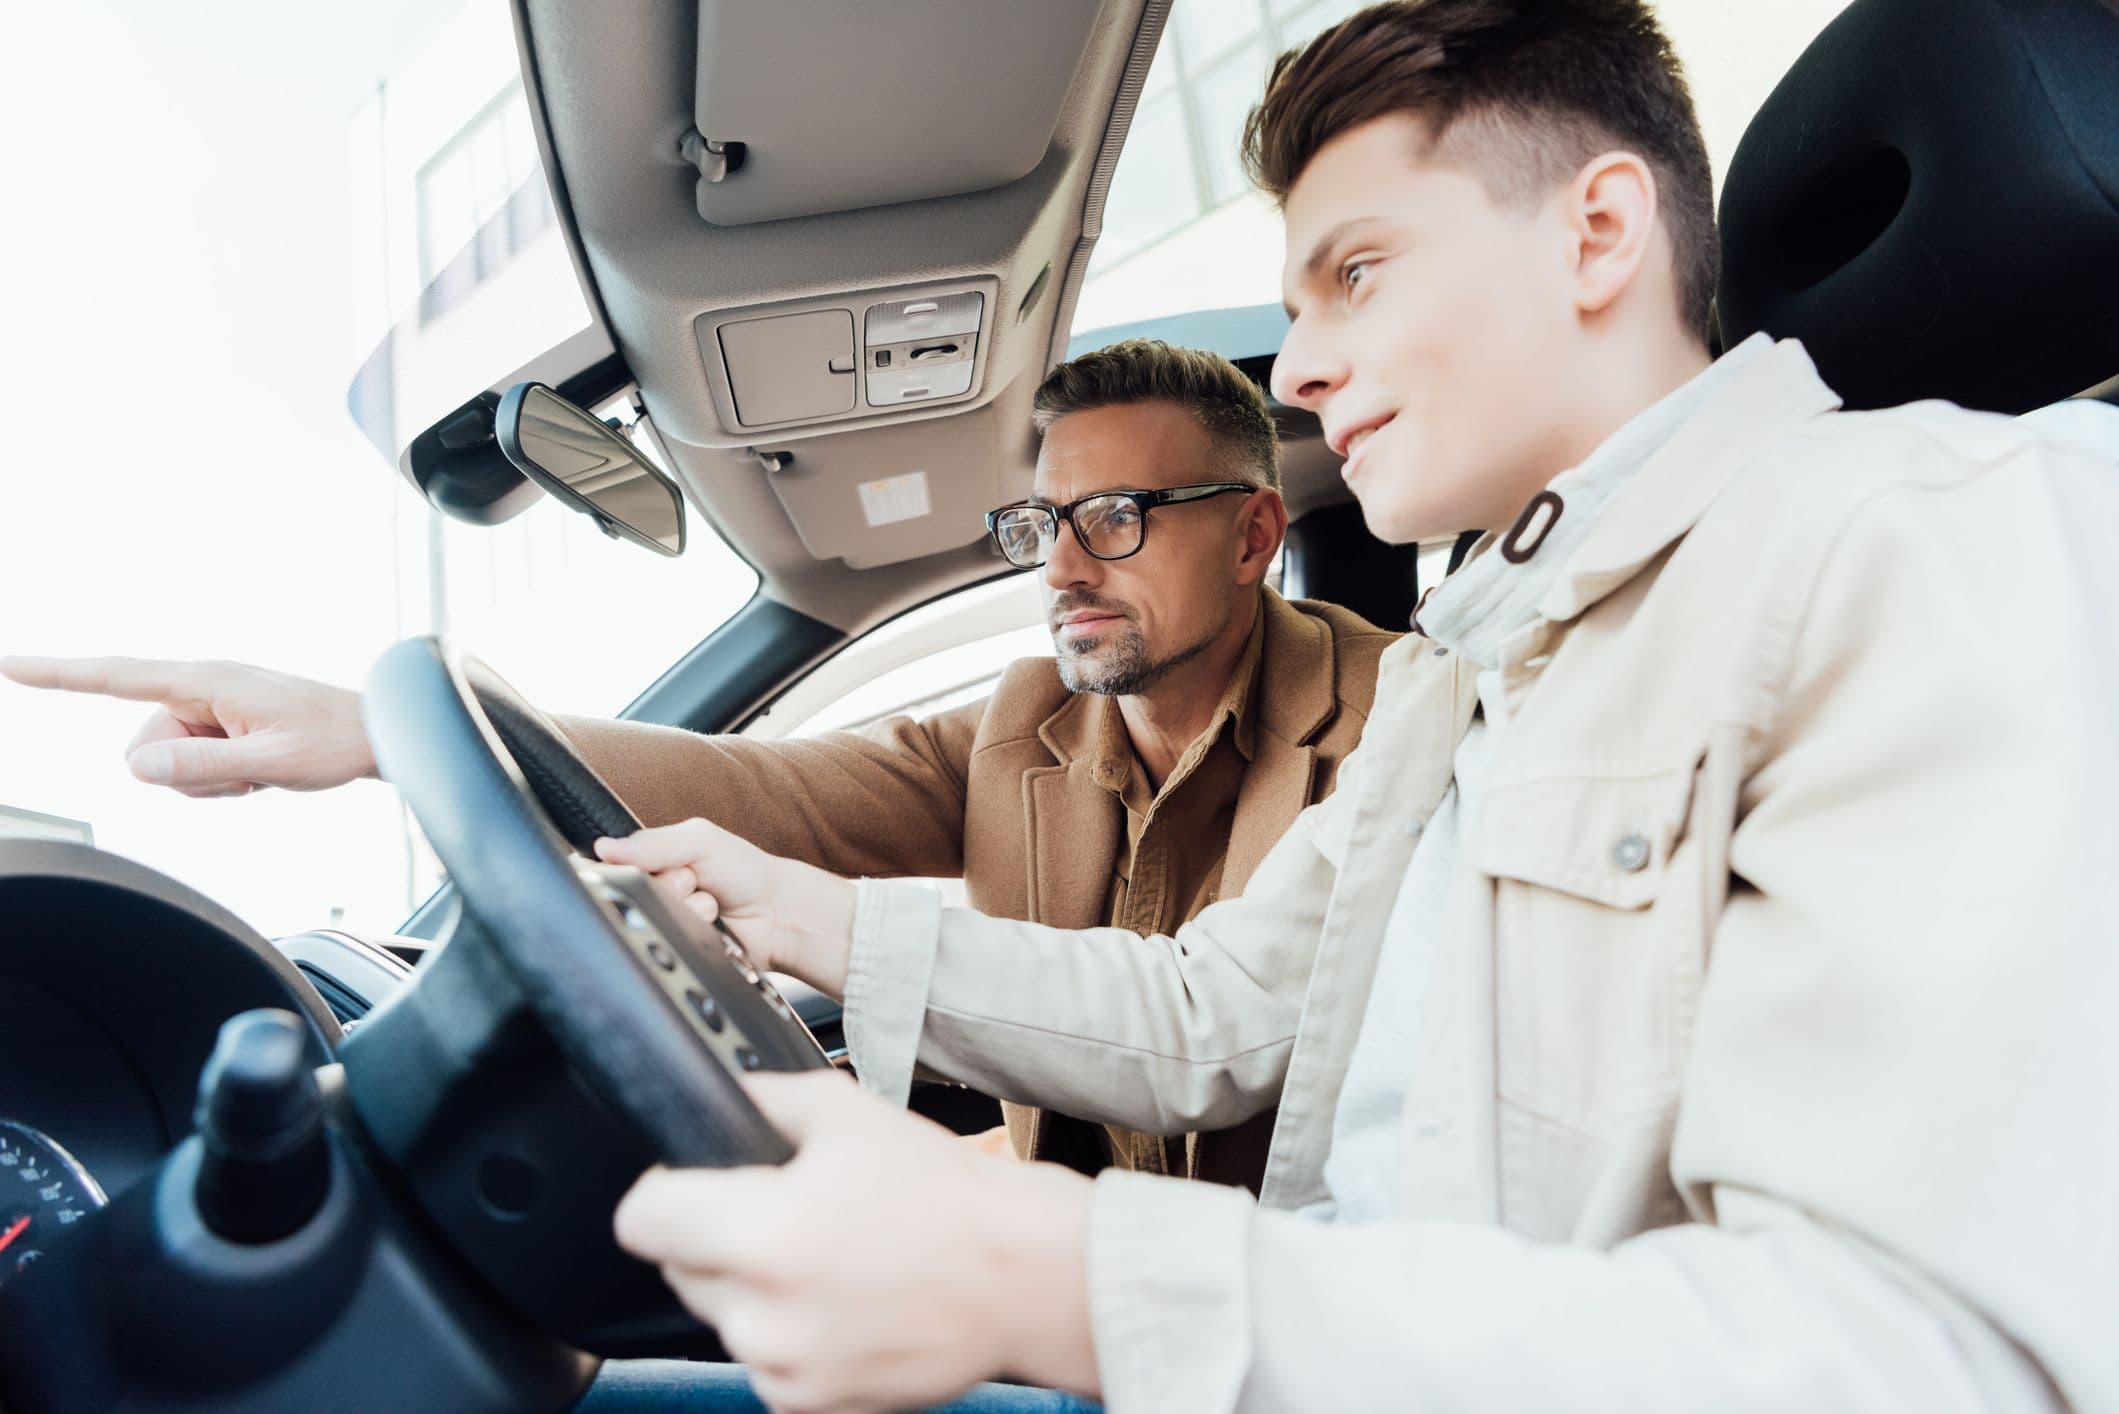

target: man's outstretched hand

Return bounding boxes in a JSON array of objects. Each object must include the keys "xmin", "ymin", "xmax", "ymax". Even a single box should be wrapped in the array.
[
  {"xmin": 0, "ymin": 655, "xmax": 374, "ymax": 798},
  {"xmin": 615, "ymin": 1072, "xmax": 1099, "ymax": 1414}
]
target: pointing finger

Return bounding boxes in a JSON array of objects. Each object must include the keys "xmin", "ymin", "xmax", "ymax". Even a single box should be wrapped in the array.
[{"xmin": 0, "ymin": 655, "xmax": 205, "ymax": 705}]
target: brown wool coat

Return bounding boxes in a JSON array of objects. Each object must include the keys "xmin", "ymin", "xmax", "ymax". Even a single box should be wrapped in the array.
[{"xmin": 558, "ymin": 585, "xmax": 1396, "ymax": 1191}]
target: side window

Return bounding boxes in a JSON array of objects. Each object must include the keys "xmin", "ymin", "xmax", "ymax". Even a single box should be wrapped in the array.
[
  {"xmin": 740, "ymin": 574, "xmax": 1053, "ymax": 909},
  {"xmin": 744, "ymin": 575, "xmax": 1051, "ymax": 741},
  {"xmin": 754, "ymin": 547, "xmax": 1289, "ymax": 742}
]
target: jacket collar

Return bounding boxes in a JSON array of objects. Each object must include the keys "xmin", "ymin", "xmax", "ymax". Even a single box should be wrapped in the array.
[
  {"xmin": 1537, "ymin": 337, "xmax": 1843, "ymax": 626},
  {"xmin": 1035, "ymin": 584, "xmax": 1337, "ymax": 767}
]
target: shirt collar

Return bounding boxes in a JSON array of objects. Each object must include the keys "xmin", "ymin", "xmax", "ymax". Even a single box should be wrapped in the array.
[{"xmin": 1418, "ymin": 333, "xmax": 1775, "ymax": 669}]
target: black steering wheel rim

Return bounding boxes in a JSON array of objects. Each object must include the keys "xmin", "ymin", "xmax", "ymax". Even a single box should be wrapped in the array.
[
  {"xmin": 462, "ymin": 660, "xmax": 641, "ymax": 854},
  {"xmin": 362, "ymin": 636, "xmax": 830, "ymax": 1169}
]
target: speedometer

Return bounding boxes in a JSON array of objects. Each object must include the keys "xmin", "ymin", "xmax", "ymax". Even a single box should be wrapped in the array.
[{"xmin": 0, "ymin": 1118, "xmax": 108, "ymax": 1289}]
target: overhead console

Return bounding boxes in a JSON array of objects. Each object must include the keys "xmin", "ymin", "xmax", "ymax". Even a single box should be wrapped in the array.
[
  {"xmin": 683, "ymin": 0, "xmax": 1103, "ymax": 227},
  {"xmin": 701, "ymin": 278, "xmax": 996, "ymax": 433}
]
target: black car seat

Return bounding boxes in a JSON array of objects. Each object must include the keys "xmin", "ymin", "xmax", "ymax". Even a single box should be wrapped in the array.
[
  {"xmin": 1717, "ymin": 0, "xmax": 2119, "ymax": 414},
  {"xmin": 1281, "ymin": 501, "xmax": 1425, "ymax": 630}
]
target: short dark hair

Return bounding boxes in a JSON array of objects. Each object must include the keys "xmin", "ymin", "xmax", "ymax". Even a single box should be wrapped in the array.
[
  {"xmin": 1242, "ymin": 0, "xmax": 1718, "ymax": 345},
  {"xmin": 1032, "ymin": 339, "xmax": 1281, "ymax": 489}
]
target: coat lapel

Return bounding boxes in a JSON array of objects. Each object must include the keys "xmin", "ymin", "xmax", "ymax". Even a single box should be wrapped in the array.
[
  {"xmin": 1024, "ymin": 695, "xmax": 1125, "ymax": 932},
  {"xmin": 1223, "ymin": 735, "xmax": 1316, "ymax": 897},
  {"xmin": 1222, "ymin": 589, "xmax": 1339, "ymax": 892}
]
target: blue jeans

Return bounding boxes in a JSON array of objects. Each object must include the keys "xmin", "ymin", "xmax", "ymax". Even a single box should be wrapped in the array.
[{"xmin": 575, "ymin": 1359, "xmax": 1102, "ymax": 1413}]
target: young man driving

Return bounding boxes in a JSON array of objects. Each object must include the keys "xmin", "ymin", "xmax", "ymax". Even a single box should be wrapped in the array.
[
  {"xmin": 588, "ymin": 2, "xmax": 2119, "ymax": 1411},
  {"xmin": 2, "ymin": 340, "xmax": 1396, "ymax": 1196}
]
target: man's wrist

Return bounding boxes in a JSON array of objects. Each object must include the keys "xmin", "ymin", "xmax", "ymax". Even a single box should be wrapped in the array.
[
  {"xmin": 980, "ymin": 1162, "xmax": 1099, "ymax": 1396},
  {"xmin": 763, "ymin": 854, "xmax": 857, "ymax": 996}
]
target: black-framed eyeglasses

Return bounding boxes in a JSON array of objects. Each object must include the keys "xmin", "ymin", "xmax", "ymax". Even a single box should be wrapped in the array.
[{"xmin": 983, "ymin": 482, "xmax": 1255, "ymax": 569}]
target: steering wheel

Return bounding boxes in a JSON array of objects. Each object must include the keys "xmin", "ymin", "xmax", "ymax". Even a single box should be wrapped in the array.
[{"xmin": 362, "ymin": 637, "xmax": 832, "ymax": 1168}]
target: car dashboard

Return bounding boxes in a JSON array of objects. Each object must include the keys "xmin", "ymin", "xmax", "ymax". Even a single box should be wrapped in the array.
[
  {"xmin": 0, "ymin": 838, "xmax": 851, "ymax": 1303},
  {"xmin": 0, "ymin": 840, "xmax": 344, "ymax": 1273}
]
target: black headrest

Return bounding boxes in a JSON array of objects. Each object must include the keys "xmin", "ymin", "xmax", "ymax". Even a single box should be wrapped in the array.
[{"xmin": 1718, "ymin": 0, "xmax": 2119, "ymax": 414}]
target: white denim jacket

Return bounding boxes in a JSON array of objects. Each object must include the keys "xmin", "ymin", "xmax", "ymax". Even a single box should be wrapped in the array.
[{"xmin": 844, "ymin": 341, "xmax": 2119, "ymax": 1412}]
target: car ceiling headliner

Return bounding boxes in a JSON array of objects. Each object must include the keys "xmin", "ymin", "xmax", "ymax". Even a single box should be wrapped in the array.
[{"xmin": 514, "ymin": 0, "xmax": 1351, "ymax": 635}]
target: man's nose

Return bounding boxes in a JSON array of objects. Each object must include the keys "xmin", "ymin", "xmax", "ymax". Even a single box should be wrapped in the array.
[
  {"xmin": 1042, "ymin": 516, "xmax": 1103, "ymax": 594},
  {"xmin": 1270, "ymin": 317, "xmax": 1343, "ymax": 412}
]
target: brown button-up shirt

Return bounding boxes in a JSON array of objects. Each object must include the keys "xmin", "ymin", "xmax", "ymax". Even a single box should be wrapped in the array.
[{"xmin": 1079, "ymin": 615, "xmax": 1263, "ymax": 1181}]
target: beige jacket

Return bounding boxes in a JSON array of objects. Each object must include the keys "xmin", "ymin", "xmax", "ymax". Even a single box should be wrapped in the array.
[{"xmin": 843, "ymin": 341, "xmax": 2119, "ymax": 1411}]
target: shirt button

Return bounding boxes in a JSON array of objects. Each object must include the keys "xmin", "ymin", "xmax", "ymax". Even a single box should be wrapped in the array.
[
  {"xmin": 1613, "ymin": 833, "xmax": 1651, "ymax": 872},
  {"xmin": 1408, "ymin": 816, "xmax": 1425, "ymax": 837},
  {"xmin": 1432, "ymin": 647, "xmax": 1450, "ymax": 658}
]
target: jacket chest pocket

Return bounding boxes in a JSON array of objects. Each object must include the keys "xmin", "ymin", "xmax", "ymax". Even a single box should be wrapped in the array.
[{"xmin": 1473, "ymin": 754, "xmax": 1708, "ymax": 1134}]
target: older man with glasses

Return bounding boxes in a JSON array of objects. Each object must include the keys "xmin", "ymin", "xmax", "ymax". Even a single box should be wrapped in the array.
[
  {"xmin": 2, "ymin": 337, "xmax": 1397, "ymax": 1199},
  {"xmin": 569, "ymin": 337, "xmax": 1398, "ymax": 1190}
]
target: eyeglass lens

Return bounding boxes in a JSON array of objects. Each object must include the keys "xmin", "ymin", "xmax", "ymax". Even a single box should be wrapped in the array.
[{"xmin": 992, "ymin": 494, "xmax": 1144, "ymax": 567}]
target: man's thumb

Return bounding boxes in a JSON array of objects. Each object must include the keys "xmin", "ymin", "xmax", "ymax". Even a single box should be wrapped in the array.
[{"xmin": 130, "ymin": 733, "xmax": 269, "ymax": 790}]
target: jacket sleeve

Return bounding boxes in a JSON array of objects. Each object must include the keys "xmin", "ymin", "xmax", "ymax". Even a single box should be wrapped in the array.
[
  {"xmin": 841, "ymin": 736, "xmax": 1361, "ymax": 1127},
  {"xmin": 1086, "ymin": 450, "xmax": 2119, "ymax": 1412},
  {"xmin": 554, "ymin": 700, "xmax": 984, "ymax": 880}
]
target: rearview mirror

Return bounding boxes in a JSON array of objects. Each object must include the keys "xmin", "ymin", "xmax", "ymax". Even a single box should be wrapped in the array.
[{"xmin": 495, "ymin": 383, "xmax": 687, "ymax": 556}]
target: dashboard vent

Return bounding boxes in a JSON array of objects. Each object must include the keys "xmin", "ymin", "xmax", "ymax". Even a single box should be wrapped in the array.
[{"xmin": 295, "ymin": 961, "xmax": 371, "ymax": 1027}]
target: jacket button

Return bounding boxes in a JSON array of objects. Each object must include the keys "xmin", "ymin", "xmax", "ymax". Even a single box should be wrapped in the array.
[
  {"xmin": 1432, "ymin": 646, "xmax": 1449, "ymax": 657},
  {"xmin": 1408, "ymin": 816, "xmax": 1425, "ymax": 837},
  {"xmin": 1613, "ymin": 833, "xmax": 1650, "ymax": 872}
]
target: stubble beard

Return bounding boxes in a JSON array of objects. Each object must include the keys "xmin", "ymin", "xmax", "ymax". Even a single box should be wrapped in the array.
[{"xmin": 1055, "ymin": 610, "xmax": 1224, "ymax": 697}]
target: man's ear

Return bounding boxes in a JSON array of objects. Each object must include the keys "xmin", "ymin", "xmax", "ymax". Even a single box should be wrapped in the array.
[
  {"xmin": 1235, "ymin": 489, "xmax": 1289, "ymax": 587},
  {"xmin": 1564, "ymin": 151, "xmax": 1658, "ymax": 319}
]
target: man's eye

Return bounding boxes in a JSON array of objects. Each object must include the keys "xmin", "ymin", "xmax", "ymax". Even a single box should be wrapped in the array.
[{"xmin": 1340, "ymin": 258, "xmax": 1375, "ymax": 297}]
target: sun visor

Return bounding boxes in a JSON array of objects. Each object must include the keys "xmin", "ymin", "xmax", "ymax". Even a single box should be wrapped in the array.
[
  {"xmin": 756, "ymin": 404, "xmax": 1010, "ymax": 571},
  {"xmin": 685, "ymin": 0, "xmax": 1103, "ymax": 226}
]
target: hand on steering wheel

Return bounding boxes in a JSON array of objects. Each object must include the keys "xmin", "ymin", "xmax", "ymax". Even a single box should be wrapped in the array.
[
  {"xmin": 593, "ymin": 820, "xmax": 856, "ymax": 998},
  {"xmin": 364, "ymin": 637, "xmax": 833, "ymax": 1169}
]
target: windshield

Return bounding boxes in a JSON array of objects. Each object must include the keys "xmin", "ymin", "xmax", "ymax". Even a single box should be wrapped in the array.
[
  {"xmin": 0, "ymin": 2, "xmax": 755, "ymax": 939},
  {"xmin": 1074, "ymin": 0, "xmax": 1859, "ymax": 335},
  {"xmin": 0, "ymin": 0, "xmax": 1862, "ymax": 941}
]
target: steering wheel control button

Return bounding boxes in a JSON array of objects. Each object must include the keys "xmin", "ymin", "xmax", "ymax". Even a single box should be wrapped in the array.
[
  {"xmin": 644, "ymin": 938, "xmax": 678, "ymax": 971},
  {"xmin": 685, "ymin": 987, "xmax": 725, "ymax": 1033},
  {"xmin": 734, "ymin": 1046, "xmax": 764, "ymax": 1072},
  {"xmin": 476, "ymin": 1153, "xmax": 547, "ymax": 1221},
  {"xmin": 726, "ymin": 947, "xmax": 761, "ymax": 985}
]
